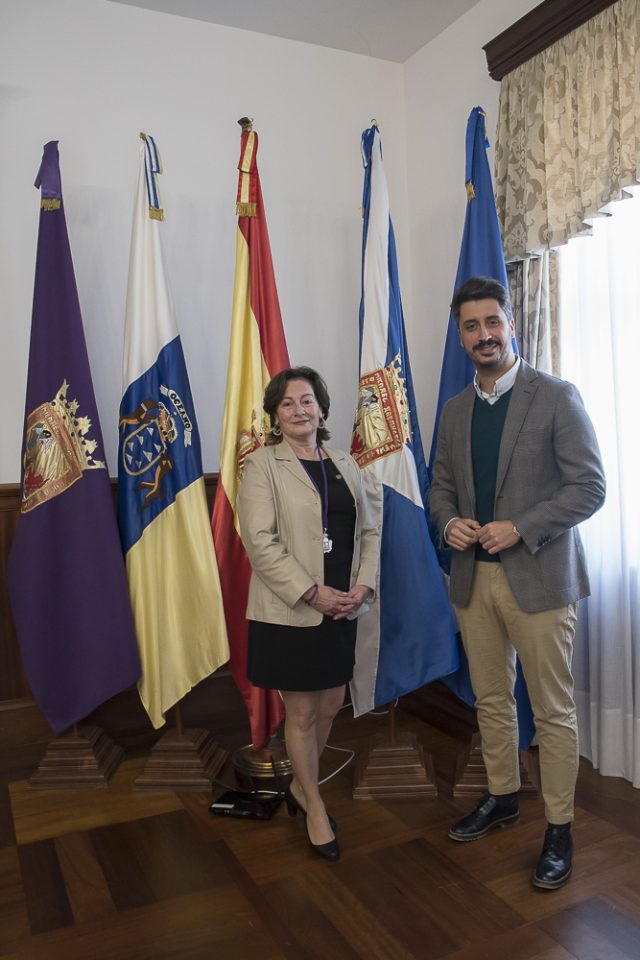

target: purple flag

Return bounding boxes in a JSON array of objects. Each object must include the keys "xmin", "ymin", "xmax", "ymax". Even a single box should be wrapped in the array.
[{"xmin": 7, "ymin": 141, "xmax": 140, "ymax": 733}]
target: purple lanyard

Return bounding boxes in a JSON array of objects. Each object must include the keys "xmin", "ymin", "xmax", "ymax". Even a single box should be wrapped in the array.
[{"xmin": 298, "ymin": 444, "xmax": 330, "ymax": 534}]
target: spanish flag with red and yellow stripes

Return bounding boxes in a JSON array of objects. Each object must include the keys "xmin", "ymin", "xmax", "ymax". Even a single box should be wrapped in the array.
[{"xmin": 212, "ymin": 121, "xmax": 289, "ymax": 750}]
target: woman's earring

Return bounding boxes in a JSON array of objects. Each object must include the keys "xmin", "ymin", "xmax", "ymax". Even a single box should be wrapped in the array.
[
  {"xmin": 319, "ymin": 416, "xmax": 325, "ymax": 428},
  {"xmin": 272, "ymin": 422, "xmax": 282, "ymax": 437}
]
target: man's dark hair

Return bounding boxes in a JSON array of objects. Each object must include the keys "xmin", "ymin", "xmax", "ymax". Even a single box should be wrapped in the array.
[
  {"xmin": 451, "ymin": 276, "xmax": 512, "ymax": 326},
  {"xmin": 263, "ymin": 366, "xmax": 331, "ymax": 445}
]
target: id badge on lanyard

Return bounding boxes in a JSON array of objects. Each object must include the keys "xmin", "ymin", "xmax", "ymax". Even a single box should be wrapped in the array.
[{"xmin": 299, "ymin": 445, "xmax": 332, "ymax": 554}]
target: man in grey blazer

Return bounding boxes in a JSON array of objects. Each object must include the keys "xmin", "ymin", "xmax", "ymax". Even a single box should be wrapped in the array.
[{"xmin": 429, "ymin": 276, "xmax": 605, "ymax": 890}]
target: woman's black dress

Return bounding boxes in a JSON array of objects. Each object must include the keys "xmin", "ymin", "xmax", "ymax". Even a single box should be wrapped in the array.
[{"xmin": 247, "ymin": 458, "xmax": 357, "ymax": 691}]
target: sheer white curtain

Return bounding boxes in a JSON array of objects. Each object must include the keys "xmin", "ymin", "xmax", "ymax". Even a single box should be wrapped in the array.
[
  {"xmin": 508, "ymin": 252, "xmax": 560, "ymax": 375},
  {"xmin": 558, "ymin": 189, "xmax": 640, "ymax": 787}
]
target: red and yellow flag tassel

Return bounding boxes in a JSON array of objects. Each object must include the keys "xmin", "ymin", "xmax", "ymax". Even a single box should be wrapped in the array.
[{"xmin": 236, "ymin": 129, "xmax": 258, "ymax": 218}]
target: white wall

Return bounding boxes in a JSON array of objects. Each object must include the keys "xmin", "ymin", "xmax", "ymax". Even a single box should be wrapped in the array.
[
  {"xmin": 1, "ymin": 0, "xmax": 543, "ymax": 485},
  {"xmin": 403, "ymin": 0, "xmax": 540, "ymax": 443},
  {"xmin": 0, "ymin": 0, "xmax": 408, "ymax": 481}
]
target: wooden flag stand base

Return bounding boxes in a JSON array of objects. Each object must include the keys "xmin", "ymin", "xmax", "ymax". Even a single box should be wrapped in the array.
[
  {"xmin": 453, "ymin": 732, "xmax": 539, "ymax": 797},
  {"xmin": 28, "ymin": 725, "xmax": 124, "ymax": 789},
  {"xmin": 133, "ymin": 703, "xmax": 227, "ymax": 792},
  {"xmin": 353, "ymin": 702, "xmax": 437, "ymax": 800}
]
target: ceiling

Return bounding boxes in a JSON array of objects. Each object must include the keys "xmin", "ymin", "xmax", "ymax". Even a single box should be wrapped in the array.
[{"xmin": 108, "ymin": 0, "xmax": 483, "ymax": 63}]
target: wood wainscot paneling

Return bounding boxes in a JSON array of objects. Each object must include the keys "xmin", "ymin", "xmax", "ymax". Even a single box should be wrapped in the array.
[
  {"xmin": 0, "ymin": 483, "xmax": 53, "ymax": 778},
  {"xmin": 0, "ymin": 484, "xmax": 29, "ymax": 702}
]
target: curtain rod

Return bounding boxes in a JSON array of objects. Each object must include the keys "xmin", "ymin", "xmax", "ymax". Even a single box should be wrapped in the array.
[{"xmin": 484, "ymin": 0, "xmax": 618, "ymax": 81}]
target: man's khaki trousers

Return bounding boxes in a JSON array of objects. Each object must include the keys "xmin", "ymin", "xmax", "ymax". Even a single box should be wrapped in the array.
[{"xmin": 455, "ymin": 562, "xmax": 578, "ymax": 824}]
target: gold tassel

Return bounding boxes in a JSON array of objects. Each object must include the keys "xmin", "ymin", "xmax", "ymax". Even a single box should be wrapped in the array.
[
  {"xmin": 149, "ymin": 206, "xmax": 164, "ymax": 221},
  {"xmin": 465, "ymin": 181, "xmax": 476, "ymax": 201},
  {"xmin": 41, "ymin": 198, "xmax": 61, "ymax": 211},
  {"xmin": 236, "ymin": 201, "xmax": 256, "ymax": 217}
]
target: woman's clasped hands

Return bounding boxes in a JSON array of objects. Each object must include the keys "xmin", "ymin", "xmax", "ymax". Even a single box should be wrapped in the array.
[{"xmin": 304, "ymin": 583, "xmax": 371, "ymax": 620}]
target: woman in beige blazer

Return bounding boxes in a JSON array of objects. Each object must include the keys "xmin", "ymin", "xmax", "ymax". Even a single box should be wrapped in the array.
[{"xmin": 238, "ymin": 367, "xmax": 378, "ymax": 862}]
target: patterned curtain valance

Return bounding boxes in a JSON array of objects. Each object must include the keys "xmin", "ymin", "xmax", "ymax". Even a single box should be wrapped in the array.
[{"xmin": 495, "ymin": 0, "xmax": 640, "ymax": 261}]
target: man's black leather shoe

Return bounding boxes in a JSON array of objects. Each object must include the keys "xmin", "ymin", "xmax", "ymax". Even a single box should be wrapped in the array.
[
  {"xmin": 449, "ymin": 792, "xmax": 519, "ymax": 842},
  {"xmin": 532, "ymin": 823, "xmax": 572, "ymax": 889}
]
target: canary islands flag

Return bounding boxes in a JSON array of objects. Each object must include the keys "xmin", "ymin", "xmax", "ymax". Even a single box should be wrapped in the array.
[
  {"xmin": 119, "ymin": 134, "xmax": 229, "ymax": 729},
  {"xmin": 8, "ymin": 141, "xmax": 140, "ymax": 733},
  {"xmin": 428, "ymin": 107, "xmax": 534, "ymax": 748},
  {"xmin": 350, "ymin": 123, "xmax": 458, "ymax": 715}
]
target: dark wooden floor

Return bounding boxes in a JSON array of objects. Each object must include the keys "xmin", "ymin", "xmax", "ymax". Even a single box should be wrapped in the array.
[{"xmin": 2, "ymin": 701, "xmax": 640, "ymax": 960}]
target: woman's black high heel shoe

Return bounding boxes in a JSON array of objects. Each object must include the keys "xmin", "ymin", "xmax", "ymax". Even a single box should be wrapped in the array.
[
  {"xmin": 284, "ymin": 786, "xmax": 337, "ymax": 832},
  {"xmin": 306, "ymin": 820, "xmax": 340, "ymax": 862}
]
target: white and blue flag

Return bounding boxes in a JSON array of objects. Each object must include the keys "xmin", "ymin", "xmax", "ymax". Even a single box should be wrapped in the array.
[{"xmin": 350, "ymin": 123, "xmax": 458, "ymax": 715}]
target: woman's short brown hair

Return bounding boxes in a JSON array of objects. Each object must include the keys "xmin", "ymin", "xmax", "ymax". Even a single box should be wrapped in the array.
[{"xmin": 263, "ymin": 366, "xmax": 331, "ymax": 445}]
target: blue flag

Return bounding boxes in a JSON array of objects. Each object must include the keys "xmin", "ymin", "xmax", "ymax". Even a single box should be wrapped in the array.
[
  {"xmin": 429, "ymin": 106, "xmax": 511, "ymax": 468},
  {"xmin": 350, "ymin": 123, "xmax": 458, "ymax": 715},
  {"xmin": 427, "ymin": 107, "xmax": 535, "ymax": 748}
]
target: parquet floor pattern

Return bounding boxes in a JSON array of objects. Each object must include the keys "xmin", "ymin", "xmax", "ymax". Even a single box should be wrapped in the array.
[{"xmin": 1, "ymin": 708, "xmax": 639, "ymax": 960}]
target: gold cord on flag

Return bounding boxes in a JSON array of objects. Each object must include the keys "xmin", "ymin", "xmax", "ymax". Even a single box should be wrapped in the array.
[
  {"xmin": 236, "ymin": 117, "xmax": 257, "ymax": 217},
  {"xmin": 140, "ymin": 131, "xmax": 165, "ymax": 221},
  {"xmin": 466, "ymin": 110, "xmax": 486, "ymax": 202}
]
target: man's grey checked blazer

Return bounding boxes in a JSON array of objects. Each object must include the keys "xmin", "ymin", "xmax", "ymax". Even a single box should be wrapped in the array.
[{"xmin": 429, "ymin": 360, "xmax": 605, "ymax": 613}]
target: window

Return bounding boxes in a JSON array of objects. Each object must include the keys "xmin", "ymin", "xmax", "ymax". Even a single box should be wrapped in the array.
[{"xmin": 557, "ymin": 189, "xmax": 640, "ymax": 786}]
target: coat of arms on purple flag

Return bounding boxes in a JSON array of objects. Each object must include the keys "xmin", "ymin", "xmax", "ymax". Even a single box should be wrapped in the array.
[{"xmin": 7, "ymin": 141, "xmax": 140, "ymax": 733}]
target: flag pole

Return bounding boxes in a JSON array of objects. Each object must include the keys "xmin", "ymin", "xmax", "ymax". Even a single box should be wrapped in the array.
[
  {"xmin": 115, "ymin": 129, "xmax": 229, "ymax": 791},
  {"xmin": 349, "ymin": 121, "xmax": 452, "ymax": 800},
  {"xmin": 10, "ymin": 140, "xmax": 139, "ymax": 789},
  {"xmin": 212, "ymin": 116, "xmax": 291, "ymax": 785},
  {"xmin": 230, "ymin": 117, "xmax": 291, "ymax": 785},
  {"xmin": 388, "ymin": 701, "xmax": 396, "ymax": 747},
  {"xmin": 426, "ymin": 106, "xmax": 538, "ymax": 799},
  {"xmin": 174, "ymin": 702, "xmax": 184, "ymax": 739}
]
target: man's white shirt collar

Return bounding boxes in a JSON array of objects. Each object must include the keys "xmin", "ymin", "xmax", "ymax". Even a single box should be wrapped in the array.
[{"xmin": 474, "ymin": 357, "xmax": 521, "ymax": 405}]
